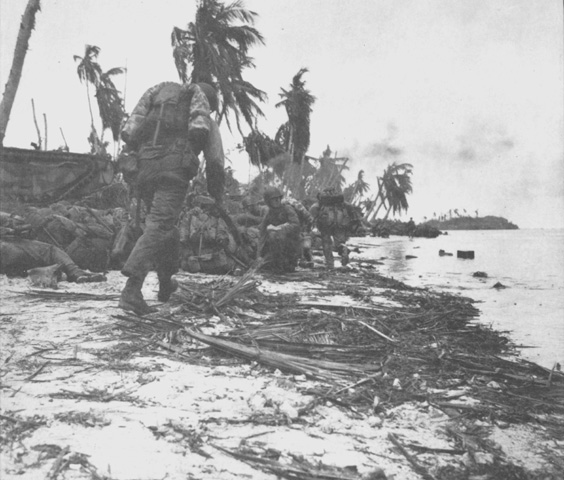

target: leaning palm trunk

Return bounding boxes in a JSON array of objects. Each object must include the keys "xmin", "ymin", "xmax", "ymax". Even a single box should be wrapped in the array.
[
  {"xmin": 364, "ymin": 179, "xmax": 384, "ymax": 221},
  {"xmin": 368, "ymin": 196, "xmax": 387, "ymax": 222},
  {"xmin": 85, "ymin": 80, "xmax": 97, "ymax": 135},
  {"xmin": 0, "ymin": 0, "xmax": 42, "ymax": 146},
  {"xmin": 363, "ymin": 195, "xmax": 377, "ymax": 221},
  {"xmin": 282, "ymin": 127, "xmax": 295, "ymax": 194},
  {"xmin": 368, "ymin": 179, "xmax": 388, "ymax": 222},
  {"xmin": 382, "ymin": 202, "xmax": 394, "ymax": 220}
]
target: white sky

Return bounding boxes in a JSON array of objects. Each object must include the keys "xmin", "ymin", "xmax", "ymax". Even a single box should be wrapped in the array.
[{"xmin": 1, "ymin": 0, "xmax": 563, "ymax": 228}]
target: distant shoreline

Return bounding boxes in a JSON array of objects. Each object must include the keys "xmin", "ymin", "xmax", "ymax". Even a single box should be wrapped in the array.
[{"xmin": 423, "ymin": 215, "xmax": 519, "ymax": 230}]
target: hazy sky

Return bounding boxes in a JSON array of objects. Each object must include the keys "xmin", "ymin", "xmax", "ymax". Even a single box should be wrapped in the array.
[{"xmin": 1, "ymin": 0, "xmax": 563, "ymax": 227}]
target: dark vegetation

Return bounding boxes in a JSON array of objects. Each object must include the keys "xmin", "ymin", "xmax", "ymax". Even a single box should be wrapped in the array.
[{"xmin": 424, "ymin": 216, "xmax": 519, "ymax": 231}]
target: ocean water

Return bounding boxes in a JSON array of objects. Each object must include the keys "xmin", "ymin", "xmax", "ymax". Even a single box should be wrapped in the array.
[{"xmin": 349, "ymin": 229, "xmax": 564, "ymax": 369}]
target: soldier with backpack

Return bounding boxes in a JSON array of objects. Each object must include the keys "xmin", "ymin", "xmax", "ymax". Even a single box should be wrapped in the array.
[
  {"xmin": 117, "ymin": 81, "xmax": 225, "ymax": 315},
  {"xmin": 310, "ymin": 187, "xmax": 359, "ymax": 268}
]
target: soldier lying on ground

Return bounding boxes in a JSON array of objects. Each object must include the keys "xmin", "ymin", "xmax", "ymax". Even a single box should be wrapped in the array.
[
  {"xmin": 0, "ymin": 238, "xmax": 106, "ymax": 284},
  {"xmin": 22, "ymin": 203, "xmax": 119, "ymax": 272}
]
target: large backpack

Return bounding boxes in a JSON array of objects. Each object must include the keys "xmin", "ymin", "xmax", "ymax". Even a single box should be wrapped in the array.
[{"xmin": 316, "ymin": 193, "xmax": 350, "ymax": 230}]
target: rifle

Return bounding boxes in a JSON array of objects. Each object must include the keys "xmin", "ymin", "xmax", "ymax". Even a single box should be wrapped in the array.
[{"xmin": 213, "ymin": 200, "xmax": 243, "ymax": 247}]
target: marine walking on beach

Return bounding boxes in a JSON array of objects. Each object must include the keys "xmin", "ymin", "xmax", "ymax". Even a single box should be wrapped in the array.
[
  {"xmin": 309, "ymin": 187, "xmax": 360, "ymax": 268},
  {"xmin": 117, "ymin": 80, "xmax": 225, "ymax": 315}
]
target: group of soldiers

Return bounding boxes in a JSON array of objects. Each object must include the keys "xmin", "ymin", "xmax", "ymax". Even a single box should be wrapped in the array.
[
  {"xmin": 0, "ymin": 78, "xmax": 361, "ymax": 316},
  {"xmin": 257, "ymin": 186, "xmax": 360, "ymax": 273}
]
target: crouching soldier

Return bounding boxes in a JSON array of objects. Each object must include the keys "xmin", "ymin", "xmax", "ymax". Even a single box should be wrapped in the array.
[
  {"xmin": 284, "ymin": 197, "xmax": 314, "ymax": 268},
  {"xmin": 310, "ymin": 187, "xmax": 358, "ymax": 268},
  {"xmin": 258, "ymin": 187, "xmax": 301, "ymax": 273}
]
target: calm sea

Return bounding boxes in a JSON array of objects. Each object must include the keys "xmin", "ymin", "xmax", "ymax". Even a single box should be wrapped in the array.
[{"xmin": 349, "ymin": 229, "xmax": 564, "ymax": 369}]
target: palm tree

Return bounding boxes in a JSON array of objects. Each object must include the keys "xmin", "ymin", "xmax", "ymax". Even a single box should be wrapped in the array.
[
  {"xmin": 0, "ymin": 0, "xmax": 42, "ymax": 146},
  {"xmin": 381, "ymin": 163, "xmax": 413, "ymax": 220},
  {"xmin": 242, "ymin": 129, "xmax": 284, "ymax": 168},
  {"xmin": 275, "ymin": 68, "xmax": 316, "ymax": 197},
  {"xmin": 171, "ymin": 0, "xmax": 266, "ymax": 134},
  {"xmin": 275, "ymin": 68, "xmax": 316, "ymax": 165},
  {"xmin": 343, "ymin": 170, "xmax": 370, "ymax": 205},
  {"xmin": 74, "ymin": 45, "xmax": 102, "ymax": 133},
  {"xmin": 96, "ymin": 67, "xmax": 126, "ymax": 143},
  {"xmin": 365, "ymin": 163, "xmax": 413, "ymax": 221}
]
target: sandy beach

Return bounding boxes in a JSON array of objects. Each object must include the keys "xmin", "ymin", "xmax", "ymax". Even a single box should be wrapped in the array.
[{"xmin": 1, "ymin": 254, "xmax": 562, "ymax": 480}]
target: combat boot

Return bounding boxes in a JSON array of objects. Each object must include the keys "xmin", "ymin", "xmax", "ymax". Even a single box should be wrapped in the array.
[
  {"xmin": 119, "ymin": 276, "xmax": 157, "ymax": 316},
  {"xmin": 158, "ymin": 276, "xmax": 178, "ymax": 302}
]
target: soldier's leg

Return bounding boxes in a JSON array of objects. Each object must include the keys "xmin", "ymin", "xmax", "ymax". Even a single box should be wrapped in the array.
[
  {"xmin": 302, "ymin": 234, "xmax": 313, "ymax": 262},
  {"xmin": 334, "ymin": 229, "xmax": 350, "ymax": 266},
  {"xmin": 121, "ymin": 182, "xmax": 187, "ymax": 314},
  {"xmin": 320, "ymin": 232, "xmax": 334, "ymax": 268},
  {"xmin": 156, "ymin": 227, "xmax": 180, "ymax": 301}
]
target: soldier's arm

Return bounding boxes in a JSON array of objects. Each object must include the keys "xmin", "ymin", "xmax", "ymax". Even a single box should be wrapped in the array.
[
  {"xmin": 257, "ymin": 214, "xmax": 270, "ymax": 258},
  {"xmin": 301, "ymin": 205, "xmax": 314, "ymax": 231},
  {"xmin": 187, "ymin": 84, "xmax": 211, "ymax": 154},
  {"xmin": 283, "ymin": 205, "xmax": 300, "ymax": 228},
  {"xmin": 203, "ymin": 119, "xmax": 225, "ymax": 202}
]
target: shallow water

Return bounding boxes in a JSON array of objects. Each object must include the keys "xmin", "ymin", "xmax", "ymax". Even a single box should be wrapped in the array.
[{"xmin": 349, "ymin": 229, "xmax": 564, "ymax": 369}]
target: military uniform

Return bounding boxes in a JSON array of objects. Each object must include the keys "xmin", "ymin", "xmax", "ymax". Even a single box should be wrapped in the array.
[
  {"xmin": 119, "ymin": 81, "xmax": 224, "ymax": 315},
  {"xmin": 259, "ymin": 188, "xmax": 301, "ymax": 273},
  {"xmin": 310, "ymin": 190, "xmax": 357, "ymax": 268},
  {"xmin": 0, "ymin": 238, "xmax": 105, "ymax": 283},
  {"xmin": 284, "ymin": 198, "xmax": 313, "ymax": 265}
]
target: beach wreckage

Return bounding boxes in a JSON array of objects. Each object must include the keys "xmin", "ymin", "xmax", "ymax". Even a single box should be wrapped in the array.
[
  {"xmin": 0, "ymin": 146, "xmax": 114, "ymax": 204},
  {"xmin": 0, "ymin": 0, "xmax": 114, "ymax": 206},
  {"xmin": 2, "ymin": 258, "xmax": 563, "ymax": 479}
]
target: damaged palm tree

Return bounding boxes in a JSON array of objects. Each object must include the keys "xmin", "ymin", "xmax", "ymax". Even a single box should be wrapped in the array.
[
  {"xmin": 0, "ymin": 0, "xmax": 42, "ymax": 146},
  {"xmin": 275, "ymin": 68, "xmax": 316, "ymax": 197},
  {"xmin": 171, "ymin": 0, "xmax": 266, "ymax": 134}
]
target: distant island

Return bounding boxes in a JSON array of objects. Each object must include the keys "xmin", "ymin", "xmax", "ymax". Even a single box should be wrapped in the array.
[{"xmin": 423, "ymin": 215, "xmax": 519, "ymax": 230}]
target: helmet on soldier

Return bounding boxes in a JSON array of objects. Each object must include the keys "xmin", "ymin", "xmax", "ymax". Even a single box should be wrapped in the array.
[{"xmin": 263, "ymin": 186, "xmax": 283, "ymax": 203}]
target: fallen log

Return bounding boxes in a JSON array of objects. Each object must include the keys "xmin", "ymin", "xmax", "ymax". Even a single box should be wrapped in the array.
[{"xmin": 182, "ymin": 328, "xmax": 381, "ymax": 382}]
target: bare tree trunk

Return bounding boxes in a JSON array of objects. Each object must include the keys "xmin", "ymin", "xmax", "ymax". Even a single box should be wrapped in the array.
[
  {"xmin": 0, "ymin": 0, "xmax": 42, "ymax": 146},
  {"xmin": 31, "ymin": 98, "xmax": 42, "ymax": 149},
  {"xmin": 368, "ymin": 194, "xmax": 386, "ymax": 222},
  {"xmin": 383, "ymin": 203, "xmax": 393, "ymax": 220},
  {"xmin": 282, "ymin": 126, "xmax": 294, "ymax": 193},
  {"xmin": 59, "ymin": 127, "xmax": 68, "ymax": 150},
  {"xmin": 43, "ymin": 112, "xmax": 47, "ymax": 150},
  {"xmin": 364, "ymin": 178, "xmax": 384, "ymax": 221}
]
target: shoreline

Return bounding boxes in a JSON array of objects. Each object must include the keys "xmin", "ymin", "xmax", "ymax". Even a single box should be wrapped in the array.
[
  {"xmin": 1, "ymin": 255, "xmax": 563, "ymax": 479},
  {"xmin": 347, "ymin": 231, "xmax": 564, "ymax": 371}
]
